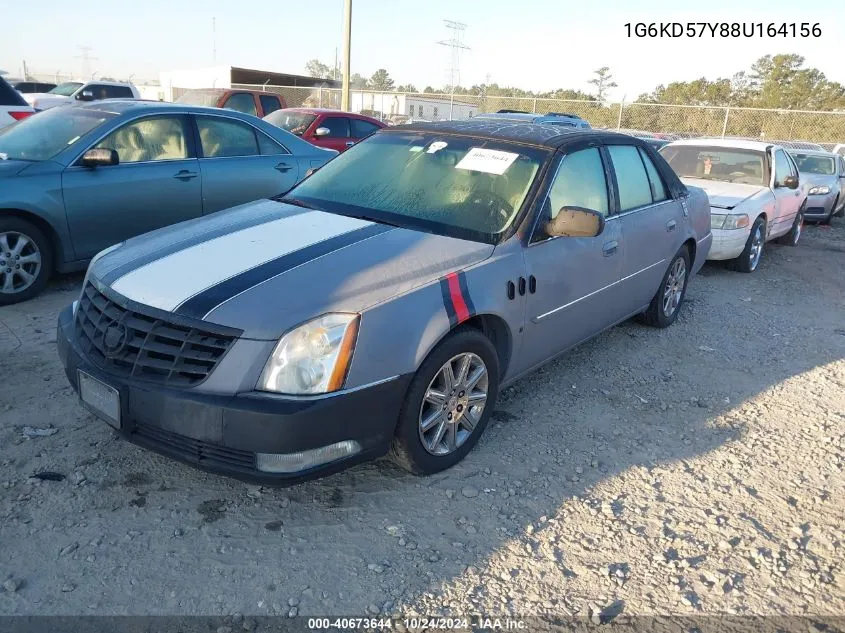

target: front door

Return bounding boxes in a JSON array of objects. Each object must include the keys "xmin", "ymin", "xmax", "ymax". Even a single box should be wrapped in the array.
[
  {"xmin": 308, "ymin": 116, "xmax": 352, "ymax": 152},
  {"xmin": 606, "ymin": 144, "xmax": 685, "ymax": 314},
  {"xmin": 517, "ymin": 146, "xmax": 625, "ymax": 374},
  {"xmin": 195, "ymin": 115, "xmax": 299, "ymax": 214},
  {"xmin": 62, "ymin": 114, "xmax": 202, "ymax": 259},
  {"xmin": 771, "ymin": 148, "xmax": 802, "ymax": 237}
]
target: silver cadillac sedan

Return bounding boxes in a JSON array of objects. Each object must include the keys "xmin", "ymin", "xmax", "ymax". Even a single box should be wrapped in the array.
[{"xmin": 57, "ymin": 121, "xmax": 711, "ymax": 484}]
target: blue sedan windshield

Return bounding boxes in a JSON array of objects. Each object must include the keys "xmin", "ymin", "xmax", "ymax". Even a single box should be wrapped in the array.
[
  {"xmin": 288, "ymin": 132, "xmax": 546, "ymax": 237},
  {"xmin": 0, "ymin": 107, "xmax": 115, "ymax": 161}
]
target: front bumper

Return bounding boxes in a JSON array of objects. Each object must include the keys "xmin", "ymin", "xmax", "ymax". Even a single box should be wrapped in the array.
[
  {"xmin": 57, "ymin": 305, "xmax": 411, "ymax": 485},
  {"xmin": 706, "ymin": 226, "xmax": 750, "ymax": 261},
  {"xmin": 804, "ymin": 192, "xmax": 838, "ymax": 219}
]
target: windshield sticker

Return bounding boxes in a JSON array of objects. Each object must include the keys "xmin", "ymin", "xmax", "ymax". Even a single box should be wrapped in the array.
[
  {"xmin": 409, "ymin": 146, "xmax": 424, "ymax": 153},
  {"xmin": 0, "ymin": 153, "xmax": 7, "ymax": 161},
  {"xmin": 426, "ymin": 141, "xmax": 448, "ymax": 154},
  {"xmin": 456, "ymin": 148, "xmax": 520, "ymax": 175}
]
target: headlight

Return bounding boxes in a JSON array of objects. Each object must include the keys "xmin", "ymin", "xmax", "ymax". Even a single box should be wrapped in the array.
[
  {"xmin": 711, "ymin": 213, "xmax": 749, "ymax": 230},
  {"xmin": 257, "ymin": 313, "xmax": 360, "ymax": 395},
  {"xmin": 808, "ymin": 185, "xmax": 830, "ymax": 195}
]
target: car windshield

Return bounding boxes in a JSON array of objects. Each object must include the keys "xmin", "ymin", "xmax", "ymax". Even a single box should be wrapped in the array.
[
  {"xmin": 264, "ymin": 110, "xmax": 317, "ymax": 136},
  {"xmin": 286, "ymin": 131, "xmax": 546, "ymax": 241},
  {"xmin": 176, "ymin": 90, "xmax": 223, "ymax": 107},
  {"xmin": 660, "ymin": 145, "xmax": 766, "ymax": 186},
  {"xmin": 0, "ymin": 107, "xmax": 114, "ymax": 161},
  {"xmin": 791, "ymin": 153, "xmax": 835, "ymax": 176},
  {"xmin": 48, "ymin": 82, "xmax": 83, "ymax": 96}
]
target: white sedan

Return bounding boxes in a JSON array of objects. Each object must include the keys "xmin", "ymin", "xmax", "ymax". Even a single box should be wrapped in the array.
[{"xmin": 660, "ymin": 139, "xmax": 807, "ymax": 272}]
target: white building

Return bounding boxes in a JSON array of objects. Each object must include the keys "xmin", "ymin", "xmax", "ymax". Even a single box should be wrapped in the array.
[{"xmin": 350, "ymin": 91, "xmax": 478, "ymax": 121}]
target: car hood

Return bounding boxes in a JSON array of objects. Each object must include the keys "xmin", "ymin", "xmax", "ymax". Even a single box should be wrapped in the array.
[
  {"xmin": 92, "ymin": 199, "xmax": 495, "ymax": 340},
  {"xmin": 679, "ymin": 177, "xmax": 765, "ymax": 210},
  {"xmin": 803, "ymin": 173, "xmax": 838, "ymax": 188},
  {"xmin": 0, "ymin": 159, "xmax": 31, "ymax": 177}
]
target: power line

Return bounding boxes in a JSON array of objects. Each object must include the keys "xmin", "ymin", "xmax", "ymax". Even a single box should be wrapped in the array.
[
  {"xmin": 437, "ymin": 20, "xmax": 469, "ymax": 93},
  {"xmin": 74, "ymin": 46, "xmax": 98, "ymax": 80}
]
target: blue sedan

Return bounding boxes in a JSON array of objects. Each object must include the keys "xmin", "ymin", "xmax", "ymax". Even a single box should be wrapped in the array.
[{"xmin": 0, "ymin": 100, "xmax": 336, "ymax": 304}]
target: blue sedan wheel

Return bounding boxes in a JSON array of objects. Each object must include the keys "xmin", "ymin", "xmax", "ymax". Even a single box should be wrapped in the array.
[{"xmin": 0, "ymin": 218, "xmax": 52, "ymax": 305}]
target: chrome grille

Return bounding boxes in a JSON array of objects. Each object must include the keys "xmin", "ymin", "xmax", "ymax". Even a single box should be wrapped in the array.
[{"xmin": 74, "ymin": 282, "xmax": 240, "ymax": 387}]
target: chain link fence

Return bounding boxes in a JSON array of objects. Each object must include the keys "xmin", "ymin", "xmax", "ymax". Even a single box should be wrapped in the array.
[{"xmin": 226, "ymin": 84, "xmax": 845, "ymax": 144}]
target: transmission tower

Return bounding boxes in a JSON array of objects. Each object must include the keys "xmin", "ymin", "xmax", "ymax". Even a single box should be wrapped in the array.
[
  {"xmin": 437, "ymin": 20, "xmax": 469, "ymax": 93},
  {"xmin": 74, "ymin": 46, "xmax": 98, "ymax": 80}
]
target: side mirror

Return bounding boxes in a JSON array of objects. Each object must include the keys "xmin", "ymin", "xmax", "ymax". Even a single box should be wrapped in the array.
[
  {"xmin": 545, "ymin": 206, "xmax": 605, "ymax": 238},
  {"xmin": 80, "ymin": 148, "xmax": 119, "ymax": 167},
  {"xmin": 782, "ymin": 175, "xmax": 799, "ymax": 189},
  {"xmin": 314, "ymin": 127, "xmax": 330, "ymax": 137},
  {"xmin": 77, "ymin": 90, "xmax": 95, "ymax": 102}
]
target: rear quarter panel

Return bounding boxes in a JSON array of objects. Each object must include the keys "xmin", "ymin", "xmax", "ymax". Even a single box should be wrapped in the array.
[{"xmin": 684, "ymin": 186, "xmax": 711, "ymax": 271}]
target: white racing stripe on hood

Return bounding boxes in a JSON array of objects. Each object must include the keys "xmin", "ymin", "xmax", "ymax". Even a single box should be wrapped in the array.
[{"xmin": 111, "ymin": 210, "xmax": 371, "ymax": 311}]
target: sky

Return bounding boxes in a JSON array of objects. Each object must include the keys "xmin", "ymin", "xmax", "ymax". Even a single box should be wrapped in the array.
[{"xmin": 1, "ymin": 0, "xmax": 843, "ymax": 101}]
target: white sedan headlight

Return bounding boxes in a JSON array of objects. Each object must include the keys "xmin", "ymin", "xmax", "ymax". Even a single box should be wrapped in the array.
[
  {"xmin": 808, "ymin": 185, "xmax": 830, "ymax": 195},
  {"xmin": 711, "ymin": 213, "xmax": 749, "ymax": 230},
  {"xmin": 257, "ymin": 314, "xmax": 360, "ymax": 395}
]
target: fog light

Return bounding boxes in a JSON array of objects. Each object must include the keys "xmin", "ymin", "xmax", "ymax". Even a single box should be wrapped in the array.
[{"xmin": 256, "ymin": 441, "xmax": 361, "ymax": 473}]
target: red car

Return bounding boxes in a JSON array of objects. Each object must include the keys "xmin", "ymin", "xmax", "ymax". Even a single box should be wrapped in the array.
[
  {"xmin": 264, "ymin": 108, "xmax": 386, "ymax": 152},
  {"xmin": 176, "ymin": 88, "xmax": 287, "ymax": 118}
]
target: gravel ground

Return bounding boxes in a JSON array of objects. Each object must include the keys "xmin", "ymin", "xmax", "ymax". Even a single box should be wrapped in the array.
[{"xmin": 0, "ymin": 219, "xmax": 843, "ymax": 619}]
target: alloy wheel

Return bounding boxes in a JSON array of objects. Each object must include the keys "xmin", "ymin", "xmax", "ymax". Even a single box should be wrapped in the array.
[
  {"xmin": 748, "ymin": 225, "xmax": 764, "ymax": 270},
  {"xmin": 0, "ymin": 231, "xmax": 42, "ymax": 295},
  {"xmin": 662, "ymin": 257, "xmax": 686, "ymax": 318},
  {"xmin": 418, "ymin": 352, "xmax": 488, "ymax": 456}
]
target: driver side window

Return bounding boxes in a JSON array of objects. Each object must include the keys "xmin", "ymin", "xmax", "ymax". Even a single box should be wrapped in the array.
[
  {"xmin": 773, "ymin": 149, "xmax": 792, "ymax": 186},
  {"xmin": 546, "ymin": 148, "xmax": 609, "ymax": 221}
]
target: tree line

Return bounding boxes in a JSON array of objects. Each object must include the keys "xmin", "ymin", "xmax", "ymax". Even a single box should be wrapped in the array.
[{"xmin": 305, "ymin": 55, "xmax": 845, "ymax": 112}]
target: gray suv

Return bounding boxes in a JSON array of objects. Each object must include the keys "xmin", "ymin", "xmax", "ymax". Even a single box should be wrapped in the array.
[
  {"xmin": 58, "ymin": 120, "xmax": 711, "ymax": 484},
  {"xmin": 474, "ymin": 110, "xmax": 592, "ymax": 129}
]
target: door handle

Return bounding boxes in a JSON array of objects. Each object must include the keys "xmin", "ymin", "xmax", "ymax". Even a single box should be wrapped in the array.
[
  {"xmin": 518, "ymin": 277, "xmax": 526, "ymax": 296},
  {"xmin": 528, "ymin": 275, "xmax": 536, "ymax": 294},
  {"xmin": 345, "ymin": 141, "xmax": 355, "ymax": 147},
  {"xmin": 602, "ymin": 241, "xmax": 618, "ymax": 257},
  {"xmin": 666, "ymin": 219, "xmax": 677, "ymax": 232},
  {"xmin": 275, "ymin": 162, "xmax": 293, "ymax": 172},
  {"xmin": 173, "ymin": 170, "xmax": 198, "ymax": 180}
]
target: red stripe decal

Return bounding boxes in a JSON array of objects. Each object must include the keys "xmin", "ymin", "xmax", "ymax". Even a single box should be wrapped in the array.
[{"xmin": 446, "ymin": 272, "xmax": 470, "ymax": 323}]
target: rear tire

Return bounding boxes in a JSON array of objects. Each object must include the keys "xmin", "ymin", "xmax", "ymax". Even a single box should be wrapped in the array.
[
  {"xmin": 638, "ymin": 246, "xmax": 690, "ymax": 328},
  {"xmin": 389, "ymin": 328, "xmax": 499, "ymax": 476},
  {"xmin": 732, "ymin": 216, "xmax": 766, "ymax": 273},
  {"xmin": 0, "ymin": 217, "xmax": 52, "ymax": 305},
  {"xmin": 776, "ymin": 209, "xmax": 803, "ymax": 246}
]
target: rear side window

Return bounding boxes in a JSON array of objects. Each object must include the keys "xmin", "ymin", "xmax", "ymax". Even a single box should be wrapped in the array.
[
  {"xmin": 637, "ymin": 148, "xmax": 668, "ymax": 202},
  {"xmin": 197, "ymin": 117, "xmax": 259, "ymax": 158},
  {"xmin": 0, "ymin": 77, "xmax": 28, "ymax": 106},
  {"xmin": 350, "ymin": 119, "xmax": 380, "ymax": 138},
  {"xmin": 259, "ymin": 94, "xmax": 282, "ymax": 115},
  {"xmin": 223, "ymin": 93, "xmax": 258, "ymax": 117},
  {"xmin": 608, "ymin": 145, "xmax": 653, "ymax": 211}
]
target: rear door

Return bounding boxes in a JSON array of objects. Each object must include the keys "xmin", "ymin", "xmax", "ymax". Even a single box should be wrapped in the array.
[
  {"xmin": 194, "ymin": 114, "xmax": 299, "ymax": 214},
  {"xmin": 518, "ymin": 145, "xmax": 625, "ymax": 373},
  {"xmin": 349, "ymin": 117, "xmax": 382, "ymax": 147},
  {"xmin": 770, "ymin": 148, "xmax": 802, "ymax": 237},
  {"xmin": 62, "ymin": 114, "xmax": 202, "ymax": 258},
  {"xmin": 608, "ymin": 143, "xmax": 685, "ymax": 315}
]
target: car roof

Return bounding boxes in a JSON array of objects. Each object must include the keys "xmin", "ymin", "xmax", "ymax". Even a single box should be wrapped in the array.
[
  {"xmin": 81, "ymin": 80, "xmax": 136, "ymax": 87},
  {"xmin": 389, "ymin": 120, "xmax": 637, "ymax": 149},
  {"xmin": 73, "ymin": 100, "xmax": 256, "ymax": 117},
  {"xmin": 667, "ymin": 137, "xmax": 774, "ymax": 151},
  {"xmin": 787, "ymin": 149, "xmax": 838, "ymax": 158}
]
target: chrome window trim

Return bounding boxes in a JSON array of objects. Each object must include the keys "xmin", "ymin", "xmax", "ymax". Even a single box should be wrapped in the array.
[{"xmin": 533, "ymin": 259, "xmax": 667, "ymax": 322}]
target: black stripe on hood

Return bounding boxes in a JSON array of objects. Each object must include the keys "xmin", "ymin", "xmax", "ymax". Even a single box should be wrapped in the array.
[{"xmin": 174, "ymin": 223, "xmax": 395, "ymax": 320}]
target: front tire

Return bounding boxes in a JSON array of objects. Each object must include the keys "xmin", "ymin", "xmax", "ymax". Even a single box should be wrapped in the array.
[
  {"xmin": 776, "ymin": 209, "xmax": 803, "ymax": 246},
  {"xmin": 638, "ymin": 246, "xmax": 690, "ymax": 328},
  {"xmin": 0, "ymin": 217, "xmax": 52, "ymax": 305},
  {"xmin": 389, "ymin": 328, "xmax": 499, "ymax": 475},
  {"xmin": 732, "ymin": 216, "xmax": 766, "ymax": 273}
]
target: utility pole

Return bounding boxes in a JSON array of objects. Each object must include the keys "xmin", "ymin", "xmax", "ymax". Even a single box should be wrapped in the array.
[
  {"xmin": 341, "ymin": 0, "xmax": 352, "ymax": 111},
  {"xmin": 437, "ymin": 20, "xmax": 470, "ymax": 121},
  {"xmin": 74, "ymin": 46, "xmax": 97, "ymax": 81}
]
